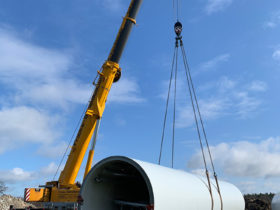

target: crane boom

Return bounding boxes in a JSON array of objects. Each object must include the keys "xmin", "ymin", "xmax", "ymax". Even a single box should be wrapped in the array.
[
  {"xmin": 59, "ymin": 0, "xmax": 142, "ymax": 186},
  {"xmin": 58, "ymin": 60, "xmax": 119, "ymax": 185},
  {"xmin": 24, "ymin": 0, "xmax": 142, "ymax": 206}
]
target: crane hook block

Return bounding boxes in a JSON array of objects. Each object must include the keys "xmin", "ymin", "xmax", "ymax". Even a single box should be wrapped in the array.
[{"xmin": 174, "ymin": 21, "xmax": 182, "ymax": 36}]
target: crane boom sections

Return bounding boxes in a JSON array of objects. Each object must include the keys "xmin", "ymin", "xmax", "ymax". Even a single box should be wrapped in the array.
[
  {"xmin": 23, "ymin": 0, "xmax": 142, "ymax": 205},
  {"xmin": 58, "ymin": 61, "xmax": 120, "ymax": 185},
  {"xmin": 58, "ymin": 0, "xmax": 143, "ymax": 186}
]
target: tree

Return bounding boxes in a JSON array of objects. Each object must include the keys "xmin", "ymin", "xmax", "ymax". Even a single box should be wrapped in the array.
[{"xmin": 0, "ymin": 181, "xmax": 7, "ymax": 195}]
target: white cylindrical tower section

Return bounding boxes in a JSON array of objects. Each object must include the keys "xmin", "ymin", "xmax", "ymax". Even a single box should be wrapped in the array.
[
  {"xmin": 272, "ymin": 193, "xmax": 280, "ymax": 210},
  {"xmin": 81, "ymin": 156, "xmax": 245, "ymax": 210}
]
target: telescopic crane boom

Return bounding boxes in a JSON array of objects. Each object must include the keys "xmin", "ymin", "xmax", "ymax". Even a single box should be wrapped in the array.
[{"xmin": 24, "ymin": 0, "xmax": 142, "ymax": 205}]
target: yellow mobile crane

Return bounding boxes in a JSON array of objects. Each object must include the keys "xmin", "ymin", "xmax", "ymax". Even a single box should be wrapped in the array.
[{"xmin": 22, "ymin": 0, "xmax": 142, "ymax": 208}]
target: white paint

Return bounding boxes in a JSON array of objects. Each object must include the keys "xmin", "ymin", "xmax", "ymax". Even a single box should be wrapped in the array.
[{"xmin": 81, "ymin": 156, "xmax": 245, "ymax": 210}]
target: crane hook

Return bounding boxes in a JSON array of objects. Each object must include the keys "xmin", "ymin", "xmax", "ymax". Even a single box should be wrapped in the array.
[{"xmin": 174, "ymin": 21, "xmax": 182, "ymax": 37}]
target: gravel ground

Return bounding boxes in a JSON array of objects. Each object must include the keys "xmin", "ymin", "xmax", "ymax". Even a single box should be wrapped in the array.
[{"xmin": 0, "ymin": 194, "xmax": 36, "ymax": 210}]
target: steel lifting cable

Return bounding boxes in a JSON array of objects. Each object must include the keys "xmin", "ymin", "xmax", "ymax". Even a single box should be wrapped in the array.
[
  {"xmin": 173, "ymin": 0, "xmax": 180, "ymax": 21},
  {"xmin": 172, "ymin": 45, "xmax": 178, "ymax": 168},
  {"xmin": 181, "ymin": 42, "xmax": 223, "ymax": 209},
  {"xmin": 158, "ymin": 46, "xmax": 177, "ymax": 165},
  {"xmin": 179, "ymin": 40, "xmax": 214, "ymax": 210},
  {"xmin": 171, "ymin": 0, "xmax": 223, "ymax": 207}
]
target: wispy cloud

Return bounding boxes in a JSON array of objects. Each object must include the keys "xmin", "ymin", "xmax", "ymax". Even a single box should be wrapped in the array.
[
  {"xmin": 218, "ymin": 76, "xmax": 236, "ymax": 90},
  {"xmin": 39, "ymin": 162, "xmax": 60, "ymax": 177},
  {"xmin": 188, "ymin": 137, "xmax": 280, "ymax": 178},
  {"xmin": 96, "ymin": 0, "xmax": 125, "ymax": 12},
  {"xmin": 248, "ymin": 81, "xmax": 267, "ymax": 92},
  {"xmin": 201, "ymin": 54, "xmax": 230, "ymax": 69},
  {"xmin": 205, "ymin": 0, "xmax": 233, "ymax": 15},
  {"xmin": 109, "ymin": 78, "xmax": 146, "ymax": 103},
  {"xmin": 264, "ymin": 11, "xmax": 280, "ymax": 29},
  {"xmin": 234, "ymin": 91, "xmax": 261, "ymax": 118},
  {"xmin": 273, "ymin": 49, "xmax": 280, "ymax": 62},
  {"xmin": 194, "ymin": 54, "xmax": 230, "ymax": 75},
  {"xmin": 175, "ymin": 76, "xmax": 266, "ymax": 128},
  {"xmin": 37, "ymin": 142, "xmax": 68, "ymax": 159},
  {"xmin": 177, "ymin": 98, "xmax": 227, "ymax": 128}
]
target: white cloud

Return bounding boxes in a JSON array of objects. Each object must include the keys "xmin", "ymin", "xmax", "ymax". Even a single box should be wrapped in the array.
[
  {"xmin": 235, "ymin": 91, "xmax": 261, "ymax": 118},
  {"xmin": 0, "ymin": 162, "xmax": 60, "ymax": 184},
  {"xmin": 37, "ymin": 142, "xmax": 68, "ymax": 159},
  {"xmin": 273, "ymin": 49, "xmax": 280, "ymax": 61},
  {"xmin": 218, "ymin": 76, "xmax": 236, "ymax": 90},
  {"xmin": 194, "ymin": 54, "xmax": 230, "ymax": 75},
  {"xmin": 39, "ymin": 162, "xmax": 59, "ymax": 176},
  {"xmin": 97, "ymin": 0, "xmax": 124, "ymax": 12},
  {"xmin": 0, "ymin": 26, "xmax": 145, "ymax": 156},
  {"xmin": 205, "ymin": 0, "xmax": 233, "ymax": 15},
  {"xmin": 109, "ymin": 78, "xmax": 145, "ymax": 103},
  {"xmin": 238, "ymin": 181, "xmax": 258, "ymax": 193},
  {"xmin": 201, "ymin": 54, "xmax": 230, "ymax": 69},
  {"xmin": 248, "ymin": 81, "xmax": 267, "ymax": 92},
  {"xmin": 0, "ymin": 28, "xmax": 70, "ymax": 80},
  {"xmin": 0, "ymin": 168, "xmax": 35, "ymax": 183},
  {"xmin": 177, "ymin": 99, "xmax": 227, "ymax": 128},
  {"xmin": 200, "ymin": 99, "xmax": 227, "ymax": 118},
  {"xmin": 20, "ymin": 80, "xmax": 92, "ymax": 108},
  {"xmin": 175, "ymin": 76, "xmax": 265, "ymax": 128},
  {"xmin": 265, "ymin": 22, "xmax": 277, "ymax": 28},
  {"xmin": 188, "ymin": 137, "xmax": 280, "ymax": 178},
  {"xmin": 176, "ymin": 107, "xmax": 194, "ymax": 128},
  {"xmin": 0, "ymin": 27, "xmax": 144, "ymax": 109},
  {"xmin": 191, "ymin": 169, "xmax": 211, "ymax": 177},
  {"xmin": 0, "ymin": 27, "xmax": 92, "ymax": 109},
  {"xmin": 264, "ymin": 11, "xmax": 280, "ymax": 29},
  {"xmin": 0, "ymin": 106, "xmax": 58, "ymax": 154}
]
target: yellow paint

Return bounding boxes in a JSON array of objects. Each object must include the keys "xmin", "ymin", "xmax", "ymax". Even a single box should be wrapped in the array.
[
  {"xmin": 84, "ymin": 149, "xmax": 95, "ymax": 179},
  {"xmin": 26, "ymin": 188, "xmax": 45, "ymax": 202},
  {"xmin": 27, "ymin": 0, "xmax": 139, "ymax": 204},
  {"xmin": 58, "ymin": 61, "xmax": 120, "ymax": 186},
  {"xmin": 50, "ymin": 187, "xmax": 80, "ymax": 203}
]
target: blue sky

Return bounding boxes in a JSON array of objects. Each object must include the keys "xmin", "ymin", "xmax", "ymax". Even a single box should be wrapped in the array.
[{"xmin": 0, "ymin": 0, "xmax": 280, "ymax": 196}]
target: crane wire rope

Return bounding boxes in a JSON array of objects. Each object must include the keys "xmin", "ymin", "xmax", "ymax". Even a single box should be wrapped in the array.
[
  {"xmin": 172, "ymin": 45, "xmax": 178, "ymax": 168},
  {"xmin": 173, "ymin": 0, "xmax": 180, "ymax": 20},
  {"xmin": 181, "ymin": 42, "xmax": 223, "ymax": 209},
  {"xmin": 179, "ymin": 39, "xmax": 214, "ymax": 210},
  {"xmin": 52, "ymin": 72, "xmax": 101, "ymax": 181},
  {"xmin": 159, "ymin": 0, "xmax": 224, "ymax": 208},
  {"xmin": 158, "ymin": 46, "xmax": 177, "ymax": 165}
]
